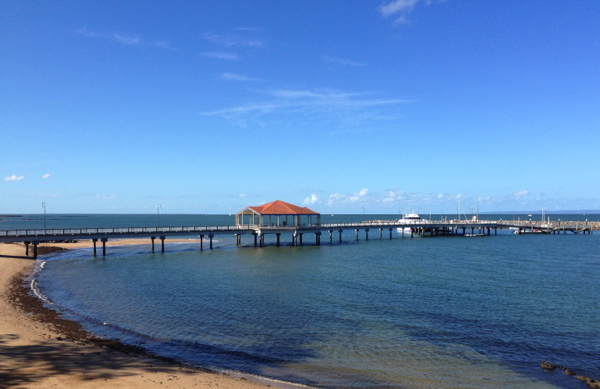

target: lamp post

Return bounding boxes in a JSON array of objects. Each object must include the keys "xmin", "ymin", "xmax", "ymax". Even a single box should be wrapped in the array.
[
  {"xmin": 361, "ymin": 206, "xmax": 365, "ymax": 215},
  {"xmin": 41, "ymin": 202, "xmax": 46, "ymax": 230},
  {"xmin": 157, "ymin": 204, "xmax": 162, "ymax": 228}
]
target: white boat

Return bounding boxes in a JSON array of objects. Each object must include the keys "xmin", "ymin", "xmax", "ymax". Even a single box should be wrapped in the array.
[{"xmin": 396, "ymin": 213, "xmax": 425, "ymax": 233}]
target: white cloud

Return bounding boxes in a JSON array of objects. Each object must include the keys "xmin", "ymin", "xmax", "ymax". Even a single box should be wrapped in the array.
[
  {"xmin": 378, "ymin": 0, "xmax": 420, "ymax": 17},
  {"xmin": 239, "ymin": 193, "xmax": 248, "ymax": 198},
  {"xmin": 303, "ymin": 194, "xmax": 320, "ymax": 205},
  {"xmin": 383, "ymin": 189, "xmax": 404, "ymax": 202},
  {"xmin": 327, "ymin": 193, "xmax": 347, "ymax": 206},
  {"xmin": 200, "ymin": 51, "xmax": 239, "ymax": 60},
  {"xmin": 4, "ymin": 175, "xmax": 23, "ymax": 182},
  {"xmin": 326, "ymin": 189, "xmax": 370, "ymax": 205},
  {"xmin": 378, "ymin": 0, "xmax": 443, "ymax": 25},
  {"xmin": 514, "ymin": 190, "xmax": 530, "ymax": 199},
  {"xmin": 221, "ymin": 72, "xmax": 265, "ymax": 82},
  {"xmin": 323, "ymin": 55, "xmax": 365, "ymax": 67},
  {"xmin": 356, "ymin": 188, "xmax": 369, "ymax": 197},
  {"xmin": 42, "ymin": 174, "xmax": 51, "ymax": 179}
]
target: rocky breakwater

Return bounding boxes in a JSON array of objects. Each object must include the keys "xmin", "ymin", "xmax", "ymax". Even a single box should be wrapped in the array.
[{"xmin": 541, "ymin": 361, "xmax": 600, "ymax": 388}]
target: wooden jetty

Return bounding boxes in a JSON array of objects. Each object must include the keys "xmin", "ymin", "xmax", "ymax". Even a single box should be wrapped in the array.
[{"xmin": 0, "ymin": 201, "xmax": 594, "ymax": 258}]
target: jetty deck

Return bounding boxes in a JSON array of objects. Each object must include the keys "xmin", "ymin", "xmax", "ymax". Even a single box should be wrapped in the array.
[{"xmin": 0, "ymin": 219, "xmax": 594, "ymax": 259}]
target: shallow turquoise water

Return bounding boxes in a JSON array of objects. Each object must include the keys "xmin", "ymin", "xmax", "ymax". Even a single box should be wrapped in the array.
[{"xmin": 30, "ymin": 216, "xmax": 600, "ymax": 388}]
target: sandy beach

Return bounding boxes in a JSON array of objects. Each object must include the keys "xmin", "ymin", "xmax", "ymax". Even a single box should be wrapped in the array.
[{"xmin": 0, "ymin": 240, "xmax": 277, "ymax": 389}]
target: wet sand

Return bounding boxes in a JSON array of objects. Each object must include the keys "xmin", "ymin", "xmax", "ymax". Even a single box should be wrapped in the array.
[{"xmin": 0, "ymin": 240, "xmax": 278, "ymax": 388}]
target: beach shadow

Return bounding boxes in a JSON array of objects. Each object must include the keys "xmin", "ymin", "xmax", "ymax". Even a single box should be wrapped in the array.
[
  {"xmin": 0, "ymin": 333, "xmax": 198, "ymax": 387},
  {"xmin": 0, "ymin": 254, "xmax": 31, "ymax": 260}
]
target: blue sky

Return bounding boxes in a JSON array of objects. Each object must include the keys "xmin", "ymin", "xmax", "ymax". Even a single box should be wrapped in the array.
[{"xmin": 1, "ymin": 0, "xmax": 599, "ymax": 214}]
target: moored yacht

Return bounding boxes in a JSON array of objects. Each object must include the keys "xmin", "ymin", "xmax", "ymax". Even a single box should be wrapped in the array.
[{"xmin": 396, "ymin": 213, "xmax": 426, "ymax": 233}]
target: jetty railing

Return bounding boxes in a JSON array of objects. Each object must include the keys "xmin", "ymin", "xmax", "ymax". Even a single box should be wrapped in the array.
[{"xmin": 0, "ymin": 225, "xmax": 256, "ymax": 237}]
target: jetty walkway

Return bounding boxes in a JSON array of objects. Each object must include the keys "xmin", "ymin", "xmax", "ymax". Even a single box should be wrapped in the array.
[{"xmin": 0, "ymin": 219, "xmax": 594, "ymax": 259}]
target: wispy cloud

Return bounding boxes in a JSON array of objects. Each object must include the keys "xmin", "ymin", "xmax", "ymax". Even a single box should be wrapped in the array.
[
  {"xmin": 202, "ymin": 88, "xmax": 411, "ymax": 128},
  {"xmin": 41, "ymin": 174, "xmax": 51, "ymax": 179},
  {"xmin": 378, "ymin": 0, "xmax": 444, "ymax": 25},
  {"xmin": 221, "ymin": 72, "xmax": 266, "ymax": 82},
  {"xmin": 323, "ymin": 55, "xmax": 365, "ymax": 67},
  {"xmin": 113, "ymin": 33, "xmax": 140, "ymax": 45},
  {"xmin": 75, "ymin": 27, "xmax": 173, "ymax": 49},
  {"xmin": 4, "ymin": 175, "xmax": 24, "ymax": 182},
  {"xmin": 154, "ymin": 40, "xmax": 176, "ymax": 50},
  {"xmin": 203, "ymin": 32, "xmax": 263, "ymax": 48},
  {"xmin": 200, "ymin": 51, "xmax": 239, "ymax": 60}
]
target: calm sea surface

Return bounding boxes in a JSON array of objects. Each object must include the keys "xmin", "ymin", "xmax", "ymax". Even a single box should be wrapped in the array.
[{"xmin": 4, "ymin": 214, "xmax": 599, "ymax": 388}]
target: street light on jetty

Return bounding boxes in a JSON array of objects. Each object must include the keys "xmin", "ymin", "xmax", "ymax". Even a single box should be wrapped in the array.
[
  {"xmin": 361, "ymin": 207, "xmax": 365, "ymax": 215},
  {"xmin": 41, "ymin": 202, "xmax": 46, "ymax": 230},
  {"xmin": 157, "ymin": 204, "xmax": 162, "ymax": 228}
]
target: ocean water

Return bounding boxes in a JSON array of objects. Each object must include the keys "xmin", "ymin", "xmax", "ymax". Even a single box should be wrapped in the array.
[{"xmin": 11, "ymin": 214, "xmax": 600, "ymax": 388}]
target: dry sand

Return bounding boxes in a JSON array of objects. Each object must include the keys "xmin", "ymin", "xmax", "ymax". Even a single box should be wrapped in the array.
[{"xmin": 0, "ymin": 240, "xmax": 280, "ymax": 389}]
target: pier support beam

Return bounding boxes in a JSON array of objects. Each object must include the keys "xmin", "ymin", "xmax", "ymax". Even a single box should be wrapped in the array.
[
  {"xmin": 253, "ymin": 234, "xmax": 258, "ymax": 247},
  {"xmin": 389, "ymin": 228, "xmax": 393, "ymax": 239},
  {"xmin": 93, "ymin": 239, "xmax": 98, "ymax": 256},
  {"xmin": 160, "ymin": 236, "xmax": 165, "ymax": 253},
  {"xmin": 209, "ymin": 234, "xmax": 214, "ymax": 249},
  {"xmin": 101, "ymin": 238, "xmax": 108, "ymax": 256},
  {"xmin": 339, "ymin": 229, "xmax": 343, "ymax": 243},
  {"xmin": 199, "ymin": 235, "xmax": 204, "ymax": 251},
  {"xmin": 411, "ymin": 230, "xmax": 414, "ymax": 239},
  {"xmin": 315, "ymin": 232, "xmax": 320, "ymax": 246},
  {"xmin": 24, "ymin": 241, "xmax": 30, "ymax": 257},
  {"xmin": 355, "ymin": 229, "xmax": 359, "ymax": 240},
  {"xmin": 32, "ymin": 241, "xmax": 39, "ymax": 259},
  {"xmin": 329, "ymin": 230, "xmax": 333, "ymax": 243},
  {"xmin": 365, "ymin": 229, "xmax": 369, "ymax": 241},
  {"xmin": 276, "ymin": 233, "xmax": 280, "ymax": 246},
  {"xmin": 299, "ymin": 233, "xmax": 303, "ymax": 246},
  {"xmin": 379, "ymin": 228, "xmax": 383, "ymax": 240},
  {"xmin": 150, "ymin": 237, "xmax": 155, "ymax": 253}
]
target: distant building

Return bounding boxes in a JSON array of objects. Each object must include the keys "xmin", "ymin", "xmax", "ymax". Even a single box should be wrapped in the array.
[{"xmin": 235, "ymin": 200, "xmax": 320, "ymax": 228}]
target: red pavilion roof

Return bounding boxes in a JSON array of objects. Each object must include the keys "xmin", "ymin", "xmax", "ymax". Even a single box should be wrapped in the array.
[{"xmin": 240, "ymin": 200, "xmax": 319, "ymax": 215}]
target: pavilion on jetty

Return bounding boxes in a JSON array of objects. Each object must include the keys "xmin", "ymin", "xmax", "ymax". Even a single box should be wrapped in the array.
[
  {"xmin": 235, "ymin": 200, "xmax": 321, "ymax": 246},
  {"xmin": 1, "ymin": 199, "xmax": 595, "ymax": 258}
]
